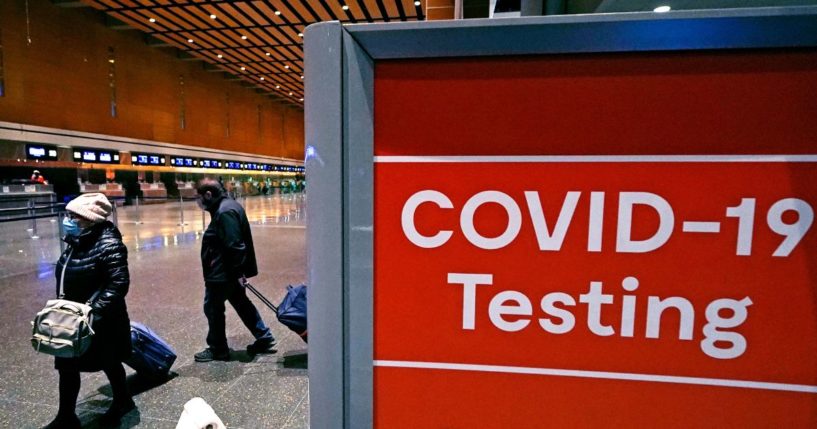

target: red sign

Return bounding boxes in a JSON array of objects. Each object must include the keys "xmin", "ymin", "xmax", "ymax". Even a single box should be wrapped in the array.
[{"xmin": 373, "ymin": 51, "xmax": 817, "ymax": 427}]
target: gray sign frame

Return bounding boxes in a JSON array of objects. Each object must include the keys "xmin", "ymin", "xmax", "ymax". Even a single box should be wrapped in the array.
[{"xmin": 304, "ymin": 7, "xmax": 817, "ymax": 429}]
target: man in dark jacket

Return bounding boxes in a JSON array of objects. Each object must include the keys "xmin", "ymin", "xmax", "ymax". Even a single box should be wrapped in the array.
[{"xmin": 194, "ymin": 178, "xmax": 276, "ymax": 362}]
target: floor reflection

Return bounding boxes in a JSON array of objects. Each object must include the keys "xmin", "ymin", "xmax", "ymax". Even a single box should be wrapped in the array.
[{"xmin": 0, "ymin": 194, "xmax": 307, "ymax": 272}]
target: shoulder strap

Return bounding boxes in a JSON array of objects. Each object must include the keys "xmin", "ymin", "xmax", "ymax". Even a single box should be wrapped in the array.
[{"xmin": 58, "ymin": 248, "xmax": 74, "ymax": 299}]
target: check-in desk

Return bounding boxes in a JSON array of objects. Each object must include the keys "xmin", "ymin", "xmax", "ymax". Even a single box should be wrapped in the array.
[
  {"xmin": 139, "ymin": 182, "xmax": 168, "ymax": 204},
  {"xmin": 176, "ymin": 182, "xmax": 197, "ymax": 199},
  {"xmin": 0, "ymin": 184, "xmax": 57, "ymax": 217},
  {"xmin": 80, "ymin": 183, "xmax": 125, "ymax": 200}
]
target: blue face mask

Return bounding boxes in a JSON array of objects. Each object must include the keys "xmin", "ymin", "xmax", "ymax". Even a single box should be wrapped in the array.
[{"xmin": 62, "ymin": 217, "xmax": 81, "ymax": 237}]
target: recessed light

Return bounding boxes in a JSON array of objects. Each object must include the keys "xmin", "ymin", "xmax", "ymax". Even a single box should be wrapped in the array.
[
  {"xmin": 299, "ymin": 98, "xmax": 304, "ymax": 101},
  {"xmin": 217, "ymin": 54, "xmax": 223, "ymax": 58},
  {"xmin": 342, "ymin": 5, "xmax": 349, "ymax": 10},
  {"xmin": 300, "ymin": 75, "xmax": 304, "ymax": 79},
  {"xmin": 108, "ymin": 59, "xmax": 115, "ymax": 63},
  {"xmin": 275, "ymin": 10, "xmax": 281, "ymax": 15},
  {"xmin": 284, "ymin": 65, "xmax": 290, "ymax": 69},
  {"xmin": 260, "ymin": 77, "xmax": 265, "ymax": 81},
  {"xmin": 265, "ymin": 52, "xmax": 271, "ymax": 56},
  {"xmin": 289, "ymin": 92, "xmax": 293, "ymax": 96},
  {"xmin": 241, "ymin": 35, "xmax": 248, "ymax": 40},
  {"xmin": 149, "ymin": 18, "xmax": 156, "ymax": 23},
  {"xmin": 276, "ymin": 85, "xmax": 280, "ymax": 89},
  {"xmin": 298, "ymin": 33, "xmax": 304, "ymax": 38},
  {"xmin": 187, "ymin": 39, "xmax": 194, "ymax": 43},
  {"xmin": 241, "ymin": 66, "xmax": 246, "ymax": 71},
  {"xmin": 210, "ymin": 14, "xmax": 217, "ymax": 19},
  {"xmin": 414, "ymin": 0, "xmax": 420, "ymax": 5},
  {"xmin": 654, "ymin": 5, "xmax": 671, "ymax": 12}
]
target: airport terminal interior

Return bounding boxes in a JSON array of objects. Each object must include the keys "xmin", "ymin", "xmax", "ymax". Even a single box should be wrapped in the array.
[{"xmin": 0, "ymin": 0, "xmax": 814, "ymax": 428}]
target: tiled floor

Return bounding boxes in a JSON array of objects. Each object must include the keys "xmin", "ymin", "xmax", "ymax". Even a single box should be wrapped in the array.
[{"xmin": 0, "ymin": 193, "xmax": 308, "ymax": 428}]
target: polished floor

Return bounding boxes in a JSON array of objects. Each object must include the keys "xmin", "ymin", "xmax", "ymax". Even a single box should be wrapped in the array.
[{"xmin": 0, "ymin": 193, "xmax": 308, "ymax": 428}]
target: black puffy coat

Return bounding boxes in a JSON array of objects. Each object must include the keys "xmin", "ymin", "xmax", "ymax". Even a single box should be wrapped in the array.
[
  {"xmin": 54, "ymin": 221, "xmax": 131, "ymax": 371},
  {"xmin": 201, "ymin": 196, "xmax": 258, "ymax": 283}
]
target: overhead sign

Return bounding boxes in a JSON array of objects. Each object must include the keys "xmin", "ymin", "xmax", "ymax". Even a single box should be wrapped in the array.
[
  {"xmin": 169, "ymin": 156, "xmax": 197, "ymax": 167},
  {"xmin": 73, "ymin": 148, "xmax": 120, "ymax": 164},
  {"xmin": 372, "ymin": 51, "xmax": 817, "ymax": 427},
  {"xmin": 131, "ymin": 152, "xmax": 165, "ymax": 166},
  {"xmin": 26, "ymin": 144, "xmax": 59, "ymax": 161}
]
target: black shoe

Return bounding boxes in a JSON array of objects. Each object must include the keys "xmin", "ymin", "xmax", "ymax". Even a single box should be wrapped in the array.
[
  {"xmin": 194, "ymin": 348, "xmax": 230, "ymax": 362},
  {"xmin": 43, "ymin": 413, "xmax": 80, "ymax": 429},
  {"xmin": 247, "ymin": 338, "xmax": 278, "ymax": 354},
  {"xmin": 98, "ymin": 399, "xmax": 136, "ymax": 426}
]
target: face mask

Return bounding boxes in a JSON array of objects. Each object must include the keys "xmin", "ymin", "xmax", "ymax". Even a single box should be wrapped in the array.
[{"xmin": 62, "ymin": 217, "xmax": 81, "ymax": 237}]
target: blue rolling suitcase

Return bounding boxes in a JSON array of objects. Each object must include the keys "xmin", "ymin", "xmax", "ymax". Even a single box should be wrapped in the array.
[
  {"xmin": 246, "ymin": 283, "xmax": 308, "ymax": 342},
  {"xmin": 126, "ymin": 322, "xmax": 177, "ymax": 379}
]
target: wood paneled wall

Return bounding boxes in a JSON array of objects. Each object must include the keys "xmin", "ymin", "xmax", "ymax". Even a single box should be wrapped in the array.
[{"xmin": 0, "ymin": 0, "xmax": 304, "ymax": 160}]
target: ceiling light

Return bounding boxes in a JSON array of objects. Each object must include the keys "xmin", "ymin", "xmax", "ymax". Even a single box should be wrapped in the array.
[
  {"xmin": 342, "ymin": 5, "xmax": 349, "ymax": 10},
  {"xmin": 149, "ymin": 18, "xmax": 156, "ymax": 23},
  {"xmin": 414, "ymin": 0, "xmax": 421, "ymax": 5},
  {"xmin": 241, "ymin": 66, "xmax": 246, "ymax": 71},
  {"xmin": 300, "ymin": 75, "xmax": 304, "ymax": 79},
  {"xmin": 299, "ymin": 98, "xmax": 304, "ymax": 101},
  {"xmin": 260, "ymin": 77, "xmax": 265, "ymax": 81},
  {"xmin": 187, "ymin": 39, "xmax": 194, "ymax": 43},
  {"xmin": 284, "ymin": 65, "xmax": 290, "ymax": 69},
  {"xmin": 241, "ymin": 35, "xmax": 248, "ymax": 40},
  {"xmin": 108, "ymin": 59, "xmax": 115, "ymax": 63},
  {"xmin": 276, "ymin": 85, "xmax": 280, "ymax": 89},
  {"xmin": 298, "ymin": 33, "xmax": 304, "ymax": 37},
  {"xmin": 210, "ymin": 14, "xmax": 217, "ymax": 19},
  {"xmin": 217, "ymin": 54, "xmax": 223, "ymax": 58},
  {"xmin": 653, "ymin": 5, "xmax": 671, "ymax": 12},
  {"xmin": 275, "ymin": 10, "xmax": 282, "ymax": 15},
  {"xmin": 289, "ymin": 92, "xmax": 293, "ymax": 96},
  {"xmin": 265, "ymin": 52, "xmax": 271, "ymax": 56}
]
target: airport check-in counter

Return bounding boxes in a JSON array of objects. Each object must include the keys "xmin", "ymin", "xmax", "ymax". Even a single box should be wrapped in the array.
[
  {"xmin": 139, "ymin": 182, "xmax": 168, "ymax": 203},
  {"xmin": 80, "ymin": 183, "xmax": 125, "ymax": 201},
  {"xmin": 0, "ymin": 184, "xmax": 57, "ymax": 216}
]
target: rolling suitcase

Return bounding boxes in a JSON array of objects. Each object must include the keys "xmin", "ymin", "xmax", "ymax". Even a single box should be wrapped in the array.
[
  {"xmin": 245, "ymin": 283, "xmax": 308, "ymax": 342},
  {"xmin": 126, "ymin": 322, "xmax": 177, "ymax": 379}
]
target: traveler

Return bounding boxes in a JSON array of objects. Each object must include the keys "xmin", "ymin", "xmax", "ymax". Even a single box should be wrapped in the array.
[
  {"xmin": 194, "ymin": 178, "xmax": 276, "ymax": 362},
  {"xmin": 46, "ymin": 193, "xmax": 135, "ymax": 428}
]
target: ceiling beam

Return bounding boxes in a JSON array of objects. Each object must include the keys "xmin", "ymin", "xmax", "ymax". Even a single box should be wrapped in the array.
[
  {"xmin": 105, "ymin": 16, "xmax": 137, "ymax": 30},
  {"xmin": 51, "ymin": 0, "xmax": 90, "ymax": 8}
]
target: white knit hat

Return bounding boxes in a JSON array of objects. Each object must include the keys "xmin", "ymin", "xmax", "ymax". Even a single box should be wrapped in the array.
[{"xmin": 66, "ymin": 193, "xmax": 112, "ymax": 223}]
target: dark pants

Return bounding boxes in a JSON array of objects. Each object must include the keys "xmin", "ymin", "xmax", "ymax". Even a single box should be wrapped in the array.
[
  {"xmin": 58, "ymin": 363, "xmax": 129, "ymax": 417},
  {"xmin": 204, "ymin": 280, "xmax": 273, "ymax": 353}
]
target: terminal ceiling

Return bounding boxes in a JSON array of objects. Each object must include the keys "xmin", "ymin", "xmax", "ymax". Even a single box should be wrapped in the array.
[{"xmin": 76, "ymin": 0, "xmax": 426, "ymax": 108}]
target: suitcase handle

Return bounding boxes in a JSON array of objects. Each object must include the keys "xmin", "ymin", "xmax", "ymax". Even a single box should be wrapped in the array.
[{"xmin": 244, "ymin": 282, "xmax": 278, "ymax": 313}]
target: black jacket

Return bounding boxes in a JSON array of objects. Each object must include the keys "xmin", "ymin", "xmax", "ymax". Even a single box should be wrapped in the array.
[
  {"xmin": 54, "ymin": 221, "xmax": 131, "ymax": 370},
  {"xmin": 201, "ymin": 196, "xmax": 258, "ymax": 283}
]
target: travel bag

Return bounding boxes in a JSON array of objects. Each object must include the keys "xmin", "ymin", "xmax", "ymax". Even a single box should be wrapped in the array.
[
  {"xmin": 31, "ymin": 248, "xmax": 101, "ymax": 358},
  {"xmin": 126, "ymin": 322, "xmax": 177, "ymax": 379},
  {"xmin": 245, "ymin": 282, "xmax": 308, "ymax": 342}
]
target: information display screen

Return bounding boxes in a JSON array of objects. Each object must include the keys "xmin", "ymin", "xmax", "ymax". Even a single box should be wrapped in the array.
[
  {"xmin": 169, "ymin": 157, "xmax": 198, "ymax": 167},
  {"xmin": 132, "ymin": 152, "xmax": 165, "ymax": 166},
  {"xmin": 72, "ymin": 148, "xmax": 120, "ymax": 164},
  {"xmin": 26, "ymin": 144, "xmax": 59, "ymax": 161},
  {"xmin": 199, "ymin": 159, "xmax": 223, "ymax": 169}
]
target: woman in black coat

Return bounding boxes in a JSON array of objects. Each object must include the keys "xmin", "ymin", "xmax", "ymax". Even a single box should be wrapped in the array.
[{"xmin": 45, "ymin": 193, "xmax": 135, "ymax": 429}]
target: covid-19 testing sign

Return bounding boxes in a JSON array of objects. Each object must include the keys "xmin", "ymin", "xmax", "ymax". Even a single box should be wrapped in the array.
[{"xmin": 306, "ymin": 9, "xmax": 817, "ymax": 429}]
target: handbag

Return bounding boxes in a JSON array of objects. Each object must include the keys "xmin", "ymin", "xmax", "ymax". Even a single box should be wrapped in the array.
[{"xmin": 31, "ymin": 248, "xmax": 102, "ymax": 358}]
